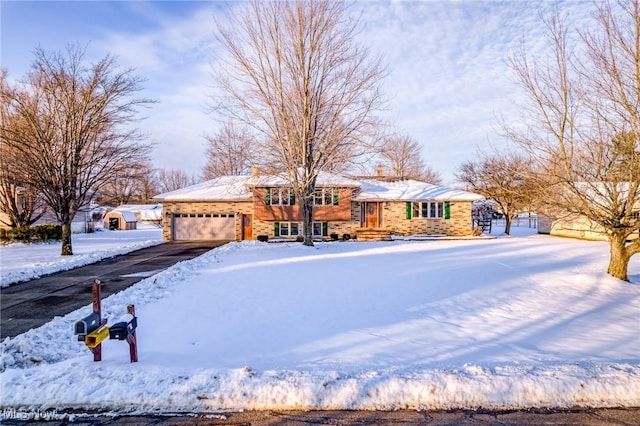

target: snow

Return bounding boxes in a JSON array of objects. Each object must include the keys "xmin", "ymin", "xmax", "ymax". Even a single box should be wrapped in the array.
[
  {"xmin": 154, "ymin": 176, "xmax": 254, "ymax": 201},
  {"xmin": 1, "ymin": 224, "xmax": 639, "ymax": 417},
  {"xmin": 0, "ymin": 226, "xmax": 164, "ymax": 287},
  {"xmin": 356, "ymin": 179, "xmax": 484, "ymax": 201}
]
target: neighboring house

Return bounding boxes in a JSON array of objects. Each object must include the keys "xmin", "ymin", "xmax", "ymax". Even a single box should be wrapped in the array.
[
  {"xmin": 153, "ymin": 171, "xmax": 484, "ymax": 242},
  {"xmin": 538, "ymin": 182, "xmax": 639, "ymax": 241},
  {"xmin": 103, "ymin": 209, "xmax": 138, "ymax": 230},
  {"xmin": 30, "ymin": 205, "xmax": 99, "ymax": 233},
  {"xmin": 538, "ymin": 212, "xmax": 639, "ymax": 241}
]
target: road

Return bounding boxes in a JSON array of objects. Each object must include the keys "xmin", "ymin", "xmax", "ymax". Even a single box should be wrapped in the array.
[
  {"xmin": 0, "ymin": 241, "xmax": 226, "ymax": 339},
  {"xmin": 1, "ymin": 408, "xmax": 639, "ymax": 425}
]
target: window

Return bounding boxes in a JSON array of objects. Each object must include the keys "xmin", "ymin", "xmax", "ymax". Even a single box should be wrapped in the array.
[
  {"xmin": 410, "ymin": 201, "xmax": 445, "ymax": 219},
  {"xmin": 313, "ymin": 222, "xmax": 322, "ymax": 236},
  {"xmin": 313, "ymin": 188, "xmax": 339, "ymax": 206},
  {"xmin": 275, "ymin": 222, "xmax": 326, "ymax": 237},
  {"xmin": 313, "ymin": 222, "xmax": 328, "ymax": 236},
  {"xmin": 275, "ymin": 222, "xmax": 301, "ymax": 237},
  {"xmin": 266, "ymin": 188, "xmax": 294, "ymax": 206},
  {"xmin": 290, "ymin": 222, "xmax": 299, "ymax": 236}
]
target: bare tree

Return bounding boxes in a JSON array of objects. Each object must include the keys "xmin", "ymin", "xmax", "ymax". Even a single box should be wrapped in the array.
[
  {"xmin": 0, "ymin": 69, "xmax": 46, "ymax": 227},
  {"xmin": 212, "ymin": 0, "xmax": 386, "ymax": 246},
  {"xmin": 456, "ymin": 152, "xmax": 538, "ymax": 235},
  {"xmin": 0, "ymin": 45, "xmax": 153, "ymax": 255},
  {"xmin": 156, "ymin": 168, "xmax": 198, "ymax": 193},
  {"xmin": 99, "ymin": 162, "xmax": 157, "ymax": 206},
  {"xmin": 377, "ymin": 133, "xmax": 442, "ymax": 184},
  {"xmin": 503, "ymin": 0, "xmax": 640, "ymax": 281},
  {"xmin": 202, "ymin": 123, "xmax": 256, "ymax": 179}
]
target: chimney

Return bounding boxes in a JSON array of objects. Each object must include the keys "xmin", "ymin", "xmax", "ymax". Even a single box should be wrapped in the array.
[
  {"xmin": 252, "ymin": 165, "xmax": 260, "ymax": 178},
  {"xmin": 376, "ymin": 165, "xmax": 384, "ymax": 177}
]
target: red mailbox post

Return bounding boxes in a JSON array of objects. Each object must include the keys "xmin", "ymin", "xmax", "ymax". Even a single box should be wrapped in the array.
[{"xmin": 74, "ymin": 279, "xmax": 139, "ymax": 363}]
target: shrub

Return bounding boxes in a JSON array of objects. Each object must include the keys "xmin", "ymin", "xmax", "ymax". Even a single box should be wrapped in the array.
[
  {"xmin": 0, "ymin": 224, "xmax": 62, "ymax": 244},
  {"xmin": 257, "ymin": 235, "xmax": 269, "ymax": 242}
]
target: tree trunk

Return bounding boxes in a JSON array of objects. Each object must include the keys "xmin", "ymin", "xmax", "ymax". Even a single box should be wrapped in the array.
[
  {"xmin": 302, "ymin": 195, "xmax": 314, "ymax": 247},
  {"xmin": 504, "ymin": 213, "xmax": 513, "ymax": 235},
  {"xmin": 608, "ymin": 232, "xmax": 630, "ymax": 281},
  {"xmin": 61, "ymin": 221, "xmax": 73, "ymax": 255}
]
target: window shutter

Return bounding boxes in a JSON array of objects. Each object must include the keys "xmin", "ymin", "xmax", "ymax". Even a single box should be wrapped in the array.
[
  {"xmin": 290, "ymin": 191, "xmax": 295, "ymax": 205},
  {"xmin": 322, "ymin": 222, "xmax": 328, "ymax": 236},
  {"xmin": 274, "ymin": 222, "xmax": 279, "ymax": 236},
  {"xmin": 333, "ymin": 190, "xmax": 339, "ymax": 205},
  {"xmin": 445, "ymin": 201, "xmax": 451, "ymax": 220},
  {"xmin": 266, "ymin": 188, "xmax": 271, "ymax": 205},
  {"xmin": 406, "ymin": 202, "xmax": 412, "ymax": 219}
]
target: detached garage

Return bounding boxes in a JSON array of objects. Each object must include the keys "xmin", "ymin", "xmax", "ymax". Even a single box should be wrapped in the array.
[{"xmin": 173, "ymin": 213, "xmax": 236, "ymax": 241}]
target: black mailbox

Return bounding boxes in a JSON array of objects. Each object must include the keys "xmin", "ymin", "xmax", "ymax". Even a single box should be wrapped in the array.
[
  {"xmin": 74, "ymin": 312, "xmax": 100, "ymax": 336},
  {"xmin": 109, "ymin": 317, "xmax": 137, "ymax": 341}
]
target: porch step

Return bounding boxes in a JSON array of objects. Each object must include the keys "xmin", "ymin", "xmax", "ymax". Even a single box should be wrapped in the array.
[{"xmin": 356, "ymin": 227, "xmax": 392, "ymax": 241}]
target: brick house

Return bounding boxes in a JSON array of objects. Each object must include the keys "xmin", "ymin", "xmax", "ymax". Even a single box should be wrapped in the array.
[{"xmin": 153, "ymin": 171, "xmax": 484, "ymax": 242}]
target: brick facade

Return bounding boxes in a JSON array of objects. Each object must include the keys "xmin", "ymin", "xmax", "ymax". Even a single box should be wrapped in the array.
[
  {"xmin": 383, "ymin": 201, "xmax": 474, "ymax": 236},
  {"xmin": 160, "ymin": 188, "xmax": 477, "ymax": 241}
]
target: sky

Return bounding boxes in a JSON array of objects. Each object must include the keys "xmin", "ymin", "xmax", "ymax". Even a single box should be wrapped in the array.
[
  {"xmin": 1, "ymin": 225, "xmax": 639, "ymax": 415},
  {"xmin": 0, "ymin": 0, "xmax": 597, "ymax": 185}
]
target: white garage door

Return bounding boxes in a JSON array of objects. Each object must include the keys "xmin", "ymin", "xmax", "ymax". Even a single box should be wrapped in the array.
[{"xmin": 173, "ymin": 213, "xmax": 236, "ymax": 241}]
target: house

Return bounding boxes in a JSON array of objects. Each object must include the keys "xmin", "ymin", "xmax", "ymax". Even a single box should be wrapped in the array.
[
  {"xmin": 538, "ymin": 212, "xmax": 639, "ymax": 241},
  {"xmin": 153, "ymin": 171, "xmax": 484, "ymax": 242},
  {"xmin": 537, "ymin": 182, "xmax": 639, "ymax": 241}
]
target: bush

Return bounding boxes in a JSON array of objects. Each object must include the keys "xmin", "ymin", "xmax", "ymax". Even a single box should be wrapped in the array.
[
  {"xmin": 342, "ymin": 233, "xmax": 351, "ymax": 241},
  {"xmin": 0, "ymin": 224, "xmax": 62, "ymax": 244},
  {"xmin": 257, "ymin": 235, "xmax": 269, "ymax": 242},
  {"xmin": 330, "ymin": 233, "xmax": 339, "ymax": 241}
]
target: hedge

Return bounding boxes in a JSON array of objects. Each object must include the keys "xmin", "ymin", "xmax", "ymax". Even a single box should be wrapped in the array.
[{"xmin": 0, "ymin": 224, "xmax": 62, "ymax": 244}]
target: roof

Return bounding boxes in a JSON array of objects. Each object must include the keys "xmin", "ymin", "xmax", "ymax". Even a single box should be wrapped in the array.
[
  {"xmin": 153, "ymin": 173, "xmax": 484, "ymax": 202},
  {"xmin": 108, "ymin": 210, "xmax": 137, "ymax": 222},
  {"xmin": 115, "ymin": 204, "xmax": 163, "ymax": 221},
  {"xmin": 153, "ymin": 176, "xmax": 253, "ymax": 201},
  {"xmin": 354, "ymin": 179, "xmax": 485, "ymax": 202},
  {"xmin": 245, "ymin": 170, "xmax": 361, "ymax": 187}
]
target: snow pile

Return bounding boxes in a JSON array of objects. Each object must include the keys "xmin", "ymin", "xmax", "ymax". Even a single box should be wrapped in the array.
[
  {"xmin": 1, "ymin": 227, "xmax": 639, "ymax": 414},
  {"xmin": 0, "ymin": 227, "xmax": 163, "ymax": 287}
]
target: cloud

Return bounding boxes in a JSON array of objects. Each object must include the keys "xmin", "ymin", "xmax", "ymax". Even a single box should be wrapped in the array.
[{"xmin": 3, "ymin": 0, "xmax": 599, "ymax": 183}]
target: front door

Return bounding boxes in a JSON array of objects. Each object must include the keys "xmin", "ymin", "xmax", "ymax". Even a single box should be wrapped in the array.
[
  {"xmin": 365, "ymin": 202, "xmax": 379, "ymax": 228},
  {"xmin": 242, "ymin": 214, "xmax": 253, "ymax": 240}
]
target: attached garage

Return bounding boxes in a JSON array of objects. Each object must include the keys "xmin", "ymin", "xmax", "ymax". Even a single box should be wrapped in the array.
[{"xmin": 172, "ymin": 213, "xmax": 236, "ymax": 241}]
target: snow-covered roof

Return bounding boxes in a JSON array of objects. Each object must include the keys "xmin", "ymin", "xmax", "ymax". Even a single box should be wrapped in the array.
[
  {"xmin": 115, "ymin": 204, "xmax": 163, "ymax": 221},
  {"xmin": 245, "ymin": 170, "xmax": 361, "ymax": 187},
  {"xmin": 110, "ymin": 210, "xmax": 137, "ymax": 222},
  {"xmin": 153, "ymin": 176, "xmax": 253, "ymax": 201},
  {"xmin": 354, "ymin": 179, "xmax": 485, "ymax": 202},
  {"xmin": 153, "ymin": 174, "xmax": 483, "ymax": 202}
]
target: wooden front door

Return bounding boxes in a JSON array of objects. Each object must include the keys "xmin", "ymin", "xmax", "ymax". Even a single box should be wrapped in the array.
[
  {"xmin": 242, "ymin": 214, "xmax": 253, "ymax": 240},
  {"xmin": 365, "ymin": 202, "xmax": 379, "ymax": 228}
]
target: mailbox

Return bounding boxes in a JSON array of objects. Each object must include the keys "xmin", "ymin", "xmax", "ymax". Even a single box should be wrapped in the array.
[
  {"xmin": 85, "ymin": 325, "xmax": 110, "ymax": 349},
  {"xmin": 74, "ymin": 312, "xmax": 100, "ymax": 336},
  {"xmin": 109, "ymin": 315, "xmax": 137, "ymax": 341}
]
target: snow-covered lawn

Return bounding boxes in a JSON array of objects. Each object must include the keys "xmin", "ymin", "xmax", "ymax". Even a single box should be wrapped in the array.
[
  {"xmin": 1, "ymin": 225, "xmax": 639, "ymax": 416},
  {"xmin": 0, "ymin": 226, "xmax": 164, "ymax": 287}
]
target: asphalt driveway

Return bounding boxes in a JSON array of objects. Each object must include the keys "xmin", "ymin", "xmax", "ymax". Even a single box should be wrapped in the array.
[{"xmin": 0, "ymin": 241, "xmax": 226, "ymax": 339}]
